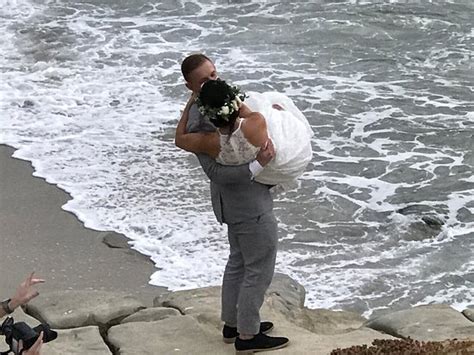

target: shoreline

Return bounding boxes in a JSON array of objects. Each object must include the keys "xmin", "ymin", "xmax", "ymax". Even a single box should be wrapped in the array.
[{"xmin": 0, "ymin": 144, "xmax": 166, "ymax": 306}]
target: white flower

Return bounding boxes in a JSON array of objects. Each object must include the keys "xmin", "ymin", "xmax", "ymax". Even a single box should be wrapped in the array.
[
  {"xmin": 231, "ymin": 100, "xmax": 239, "ymax": 111},
  {"xmin": 219, "ymin": 106, "xmax": 230, "ymax": 115}
]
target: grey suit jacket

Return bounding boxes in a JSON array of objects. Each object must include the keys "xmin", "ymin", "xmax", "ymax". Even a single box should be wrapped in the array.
[{"xmin": 186, "ymin": 104, "xmax": 273, "ymax": 224}]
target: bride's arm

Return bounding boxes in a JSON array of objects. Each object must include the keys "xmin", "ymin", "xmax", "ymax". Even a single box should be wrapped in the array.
[
  {"xmin": 241, "ymin": 112, "xmax": 269, "ymax": 149},
  {"xmin": 175, "ymin": 97, "xmax": 220, "ymax": 157},
  {"xmin": 238, "ymin": 103, "xmax": 253, "ymax": 118}
]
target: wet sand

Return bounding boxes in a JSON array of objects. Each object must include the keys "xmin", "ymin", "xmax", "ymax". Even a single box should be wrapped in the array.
[{"xmin": 0, "ymin": 144, "xmax": 165, "ymax": 306}]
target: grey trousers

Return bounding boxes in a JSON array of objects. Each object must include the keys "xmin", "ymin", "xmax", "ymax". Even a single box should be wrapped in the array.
[{"xmin": 221, "ymin": 212, "xmax": 278, "ymax": 335}]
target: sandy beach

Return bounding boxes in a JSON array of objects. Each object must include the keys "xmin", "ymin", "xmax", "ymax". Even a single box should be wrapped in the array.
[{"xmin": 0, "ymin": 144, "xmax": 165, "ymax": 306}]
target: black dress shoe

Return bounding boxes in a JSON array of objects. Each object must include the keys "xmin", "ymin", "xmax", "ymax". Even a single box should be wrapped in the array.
[
  {"xmin": 223, "ymin": 321, "xmax": 274, "ymax": 344},
  {"xmin": 234, "ymin": 333, "xmax": 289, "ymax": 354}
]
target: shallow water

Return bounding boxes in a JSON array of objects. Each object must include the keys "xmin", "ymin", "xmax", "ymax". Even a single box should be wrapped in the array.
[{"xmin": 1, "ymin": 0, "xmax": 473, "ymax": 316}]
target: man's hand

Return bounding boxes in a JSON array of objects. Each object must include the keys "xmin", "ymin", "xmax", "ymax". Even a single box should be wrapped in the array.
[
  {"xmin": 9, "ymin": 272, "xmax": 45, "ymax": 310},
  {"xmin": 256, "ymin": 139, "xmax": 275, "ymax": 167}
]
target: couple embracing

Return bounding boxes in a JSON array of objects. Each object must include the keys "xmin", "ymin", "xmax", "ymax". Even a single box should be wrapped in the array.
[{"xmin": 174, "ymin": 53, "xmax": 313, "ymax": 354}]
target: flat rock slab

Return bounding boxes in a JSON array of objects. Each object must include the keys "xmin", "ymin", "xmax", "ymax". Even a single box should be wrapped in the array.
[
  {"xmin": 108, "ymin": 315, "xmax": 394, "ymax": 355},
  {"xmin": 120, "ymin": 307, "xmax": 181, "ymax": 324},
  {"xmin": 276, "ymin": 327, "xmax": 395, "ymax": 355},
  {"xmin": 365, "ymin": 304, "xmax": 474, "ymax": 341},
  {"xmin": 298, "ymin": 308, "xmax": 367, "ymax": 334},
  {"xmin": 25, "ymin": 290, "xmax": 145, "ymax": 329},
  {"xmin": 155, "ymin": 286, "xmax": 222, "ymax": 328},
  {"xmin": 154, "ymin": 274, "xmax": 308, "ymax": 329},
  {"xmin": 155, "ymin": 282, "xmax": 370, "ymax": 339},
  {"xmin": 42, "ymin": 326, "xmax": 111, "ymax": 355},
  {"xmin": 155, "ymin": 286, "xmax": 221, "ymax": 314},
  {"xmin": 108, "ymin": 314, "xmax": 227, "ymax": 354}
]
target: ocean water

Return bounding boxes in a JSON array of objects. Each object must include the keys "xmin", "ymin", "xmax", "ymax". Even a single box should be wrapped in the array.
[{"xmin": 1, "ymin": 0, "xmax": 473, "ymax": 317}]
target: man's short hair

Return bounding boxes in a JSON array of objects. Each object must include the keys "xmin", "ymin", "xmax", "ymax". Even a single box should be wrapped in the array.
[{"xmin": 181, "ymin": 53, "xmax": 212, "ymax": 81}]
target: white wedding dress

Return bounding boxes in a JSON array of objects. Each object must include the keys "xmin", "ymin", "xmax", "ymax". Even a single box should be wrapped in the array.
[{"xmin": 216, "ymin": 91, "xmax": 313, "ymax": 190}]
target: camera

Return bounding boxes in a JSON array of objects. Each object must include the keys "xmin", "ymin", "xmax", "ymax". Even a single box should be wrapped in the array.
[{"xmin": 0, "ymin": 317, "xmax": 57, "ymax": 354}]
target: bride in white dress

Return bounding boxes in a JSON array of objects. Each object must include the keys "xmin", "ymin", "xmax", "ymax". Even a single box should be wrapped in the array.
[{"xmin": 175, "ymin": 79, "xmax": 313, "ymax": 189}]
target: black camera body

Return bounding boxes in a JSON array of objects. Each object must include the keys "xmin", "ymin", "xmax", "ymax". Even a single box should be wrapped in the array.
[{"xmin": 0, "ymin": 317, "xmax": 57, "ymax": 354}]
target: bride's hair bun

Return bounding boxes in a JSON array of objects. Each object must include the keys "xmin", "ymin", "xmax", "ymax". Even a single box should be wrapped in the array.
[
  {"xmin": 200, "ymin": 79, "xmax": 231, "ymax": 108},
  {"xmin": 197, "ymin": 79, "xmax": 246, "ymax": 128}
]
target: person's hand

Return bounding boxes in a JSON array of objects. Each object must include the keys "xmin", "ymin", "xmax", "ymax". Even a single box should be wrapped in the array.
[
  {"xmin": 20, "ymin": 331, "xmax": 43, "ymax": 355},
  {"xmin": 256, "ymin": 139, "xmax": 275, "ymax": 167},
  {"xmin": 9, "ymin": 272, "xmax": 45, "ymax": 310}
]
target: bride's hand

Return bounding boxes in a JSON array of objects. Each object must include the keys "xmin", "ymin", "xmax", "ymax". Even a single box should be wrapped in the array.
[{"xmin": 256, "ymin": 139, "xmax": 275, "ymax": 167}]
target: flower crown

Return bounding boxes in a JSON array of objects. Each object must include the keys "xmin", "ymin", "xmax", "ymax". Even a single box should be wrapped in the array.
[{"xmin": 196, "ymin": 82, "xmax": 247, "ymax": 122}]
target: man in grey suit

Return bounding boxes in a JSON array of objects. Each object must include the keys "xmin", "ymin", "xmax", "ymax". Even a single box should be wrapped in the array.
[{"xmin": 177, "ymin": 54, "xmax": 289, "ymax": 353}]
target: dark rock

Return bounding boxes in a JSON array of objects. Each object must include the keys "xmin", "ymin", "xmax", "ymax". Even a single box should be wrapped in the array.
[
  {"xmin": 22, "ymin": 100, "xmax": 35, "ymax": 108},
  {"xmin": 463, "ymin": 307, "xmax": 474, "ymax": 322},
  {"xmin": 397, "ymin": 204, "xmax": 434, "ymax": 215},
  {"xmin": 421, "ymin": 215, "xmax": 444, "ymax": 228},
  {"xmin": 100, "ymin": 232, "xmax": 156, "ymax": 265},
  {"xmin": 101, "ymin": 232, "xmax": 130, "ymax": 249},
  {"xmin": 401, "ymin": 221, "xmax": 440, "ymax": 241}
]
